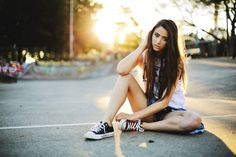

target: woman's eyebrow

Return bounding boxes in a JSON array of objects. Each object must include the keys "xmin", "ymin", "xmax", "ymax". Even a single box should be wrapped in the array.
[{"xmin": 154, "ymin": 31, "xmax": 168, "ymax": 39}]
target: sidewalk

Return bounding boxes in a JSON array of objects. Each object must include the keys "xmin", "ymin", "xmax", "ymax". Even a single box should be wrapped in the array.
[{"xmin": 0, "ymin": 57, "xmax": 235, "ymax": 157}]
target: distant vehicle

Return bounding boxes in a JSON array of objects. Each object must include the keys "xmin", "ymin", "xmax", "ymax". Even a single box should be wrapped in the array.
[
  {"xmin": 185, "ymin": 36, "xmax": 202, "ymax": 58},
  {"xmin": 186, "ymin": 47, "xmax": 201, "ymax": 57}
]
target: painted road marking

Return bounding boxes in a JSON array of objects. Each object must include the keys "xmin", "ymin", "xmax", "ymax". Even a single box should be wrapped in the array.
[
  {"xmin": 0, "ymin": 114, "xmax": 236, "ymax": 130},
  {"xmin": 202, "ymin": 114, "xmax": 236, "ymax": 118},
  {"xmin": 0, "ymin": 122, "xmax": 97, "ymax": 130}
]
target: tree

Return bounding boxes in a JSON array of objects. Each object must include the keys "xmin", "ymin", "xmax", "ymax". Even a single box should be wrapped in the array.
[
  {"xmin": 172, "ymin": 0, "xmax": 236, "ymax": 57},
  {"xmin": 171, "ymin": 0, "xmax": 225, "ymax": 42},
  {"xmin": 193, "ymin": 0, "xmax": 236, "ymax": 58},
  {"xmin": 0, "ymin": 0, "xmax": 69, "ymax": 60},
  {"xmin": 113, "ymin": 6, "xmax": 142, "ymax": 53},
  {"xmin": 223, "ymin": 0, "xmax": 236, "ymax": 58},
  {"xmin": 195, "ymin": 0, "xmax": 224, "ymax": 35},
  {"xmin": 0, "ymin": 0, "xmax": 102, "ymax": 61},
  {"xmin": 73, "ymin": 0, "xmax": 102, "ymax": 56}
]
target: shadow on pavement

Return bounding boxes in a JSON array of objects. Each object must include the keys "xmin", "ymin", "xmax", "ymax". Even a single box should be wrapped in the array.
[
  {"xmin": 0, "ymin": 125, "xmax": 235, "ymax": 157},
  {"xmin": 82, "ymin": 125, "xmax": 235, "ymax": 157},
  {"xmin": 116, "ymin": 131, "xmax": 235, "ymax": 157}
]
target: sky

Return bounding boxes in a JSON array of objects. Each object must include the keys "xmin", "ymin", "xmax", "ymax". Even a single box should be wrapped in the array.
[{"xmin": 93, "ymin": 0, "xmax": 226, "ymax": 44}]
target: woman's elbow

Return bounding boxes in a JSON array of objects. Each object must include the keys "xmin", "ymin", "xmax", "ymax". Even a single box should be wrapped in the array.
[
  {"xmin": 160, "ymin": 99, "xmax": 170, "ymax": 109},
  {"xmin": 116, "ymin": 64, "xmax": 128, "ymax": 76},
  {"xmin": 116, "ymin": 67, "xmax": 128, "ymax": 76}
]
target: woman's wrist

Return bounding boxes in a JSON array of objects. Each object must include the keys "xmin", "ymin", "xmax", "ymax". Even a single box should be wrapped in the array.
[
  {"xmin": 139, "ymin": 36, "xmax": 148, "ymax": 50},
  {"xmin": 138, "ymin": 42, "xmax": 146, "ymax": 51},
  {"xmin": 132, "ymin": 111, "xmax": 142, "ymax": 120},
  {"xmin": 135, "ymin": 45, "xmax": 145, "ymax": 56}
]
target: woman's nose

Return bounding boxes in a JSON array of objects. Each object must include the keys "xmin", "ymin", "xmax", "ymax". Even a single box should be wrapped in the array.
[{"xmin": 156, "ymin": 37, "xmax": 161, "ymax": 44}]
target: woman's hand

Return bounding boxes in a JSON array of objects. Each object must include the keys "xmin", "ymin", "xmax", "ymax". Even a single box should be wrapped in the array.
[
  {"xmin": 139, "ymin": 34, "xmax": 148, "ymax": 50},
  {"xmin": 116, "ymin": 33, "xmax": 149, "ymax": 75},
  {"xmin": 115, "ymin": 112, "xmax": 137, "ymax": 122}
]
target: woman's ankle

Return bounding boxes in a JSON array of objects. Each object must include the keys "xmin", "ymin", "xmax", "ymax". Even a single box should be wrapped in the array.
[{"xmin": 102, "ymin": 119, "xmax": 113, "ymax": 127}]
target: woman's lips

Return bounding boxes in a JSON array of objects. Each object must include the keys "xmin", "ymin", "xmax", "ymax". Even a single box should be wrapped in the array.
[{"xmin": 154, "ymin": 45, "xmax": 161, "ymax": 49}]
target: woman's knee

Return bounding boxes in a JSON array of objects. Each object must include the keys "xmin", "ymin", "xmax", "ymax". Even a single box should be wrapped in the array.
[
  {"xmin": 181, "ymin": 113, "xmax": 202, "ymax": 131},
  {"xmin": 118, "ymin": 74, "xmax": 134, "ymax": 84},
  {"xmin": 118, "ymin": 73, "xmax": 133, "ymax": 78},
  {"xmin": 189, "ymin": 116, "xmax": 202, "ymax": 130}
]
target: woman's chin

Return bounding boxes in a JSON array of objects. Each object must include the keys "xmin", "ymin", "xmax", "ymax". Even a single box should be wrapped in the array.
[
  {"xmin": 153, "ymin": 47, "xmax": 162, "ymax": 52},
  {"xmin": 153, "ymin": 48, "xmax": 161, "ymax": 52}
]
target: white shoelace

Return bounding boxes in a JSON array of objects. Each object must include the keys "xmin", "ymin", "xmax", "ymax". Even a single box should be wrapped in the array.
[
  {"xmin": 126, "ymin": 120, "xmax": 144, "ymax": 132},
  {"xmin": 91, "ymin": 122, "xmax": 106, "ymax": 133}
]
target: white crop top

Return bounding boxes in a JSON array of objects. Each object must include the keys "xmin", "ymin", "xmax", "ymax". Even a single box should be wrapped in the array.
[{"xmin": 168, "ymin": 80, "xmax": 186, "ymax": 109}]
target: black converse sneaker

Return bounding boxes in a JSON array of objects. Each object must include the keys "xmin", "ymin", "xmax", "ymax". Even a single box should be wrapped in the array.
[
  {"xmin": 84, "ymin": 121, "xmax": 114, "ymax": 140},
  {"xmin": 118, "ymin": 119, "xmax": 144, "ymax": 132}
]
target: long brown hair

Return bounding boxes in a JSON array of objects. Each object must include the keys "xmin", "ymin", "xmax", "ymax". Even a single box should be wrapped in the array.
[{"xmin": 144, "ymin": 19, "xmax": 187, "ymax": 100}]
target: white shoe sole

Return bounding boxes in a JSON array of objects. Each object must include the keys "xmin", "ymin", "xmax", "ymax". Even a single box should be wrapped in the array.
[{"xmin": 84, "ymin": 131, "xmax": 114, "ymax": 140}]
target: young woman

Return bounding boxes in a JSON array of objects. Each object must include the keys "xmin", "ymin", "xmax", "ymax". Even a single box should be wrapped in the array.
[{"xmin": 84, "ymin": 19, "xmax": 204, "ymax": 140}]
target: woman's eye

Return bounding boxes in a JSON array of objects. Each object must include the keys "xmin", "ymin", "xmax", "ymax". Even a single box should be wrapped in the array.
[{"xmin": 154, "ymin": 33, "xmax": 159, "ymax": 38}]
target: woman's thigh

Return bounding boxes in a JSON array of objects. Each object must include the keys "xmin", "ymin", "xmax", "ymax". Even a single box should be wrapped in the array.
[
  {"xmin": 162, "ymin": 110, "xmax": 202, "ymax": 130},
  {"xmin": 125, "ymin": 74, "xmax": 148, "ymax": 112},
  {"xmin": 163, "ymin": 110, "xmax": 200, "ymax": 120}
]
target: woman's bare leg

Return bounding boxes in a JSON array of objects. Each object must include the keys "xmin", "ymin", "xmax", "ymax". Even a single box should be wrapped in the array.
[
  {"xmin": 141, "ymin": 111, "xmax": 202, "ymax": 132},
  {"xmin": 103, "ymin": 74, "xmax": 147, "ymax": 126}
]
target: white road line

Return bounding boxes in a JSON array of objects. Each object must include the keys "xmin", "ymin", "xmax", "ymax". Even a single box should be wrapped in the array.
[
  {"xmin": 202, "ymin": 114, "xmax": 236, "ymax": 119},
  {"xmin": 0, "ymin": 114, "xmax": 236, "ymax": 130},
  {"xmin": 0, "ymin": 122, "xmax": 97, "ymax": 130}
]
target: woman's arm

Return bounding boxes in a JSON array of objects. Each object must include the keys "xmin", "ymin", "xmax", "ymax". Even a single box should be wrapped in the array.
[{"xmin": 116, "ymin": 37, "xmax": 147, "ymax": 75}]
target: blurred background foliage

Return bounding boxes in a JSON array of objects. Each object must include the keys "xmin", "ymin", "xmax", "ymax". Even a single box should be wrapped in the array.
[{"xmin": 0, "ymin": 0, "xmax": 235, "ymax": 63}]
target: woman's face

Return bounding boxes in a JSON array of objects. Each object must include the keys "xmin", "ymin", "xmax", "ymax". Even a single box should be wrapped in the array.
[{"xmin": 152, "ymin": 26, "xmax": 168, "ymax": 52}]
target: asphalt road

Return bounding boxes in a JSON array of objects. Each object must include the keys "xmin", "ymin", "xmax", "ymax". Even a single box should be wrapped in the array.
[{"xmin": 0, "ymin": 57, "xmax": 235, "ymax": 157}]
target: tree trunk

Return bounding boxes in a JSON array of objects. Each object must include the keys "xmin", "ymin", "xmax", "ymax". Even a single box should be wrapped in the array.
[
  {"xmin": 231, "ymin": 22, "xmax": 236, "ymax": 59},
  {"xmin": 214, "ymin": 3, "xmax": 219, "ymax": 35}
]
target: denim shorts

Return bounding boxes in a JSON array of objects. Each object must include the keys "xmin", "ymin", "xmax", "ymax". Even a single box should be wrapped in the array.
[
  {"xmin": 154, "ymin": 106, "xmax": 186, "ymax": 121},
  {"xmin": 147, "ymin": 97, "xmax": 186, "ymax": 121}
]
